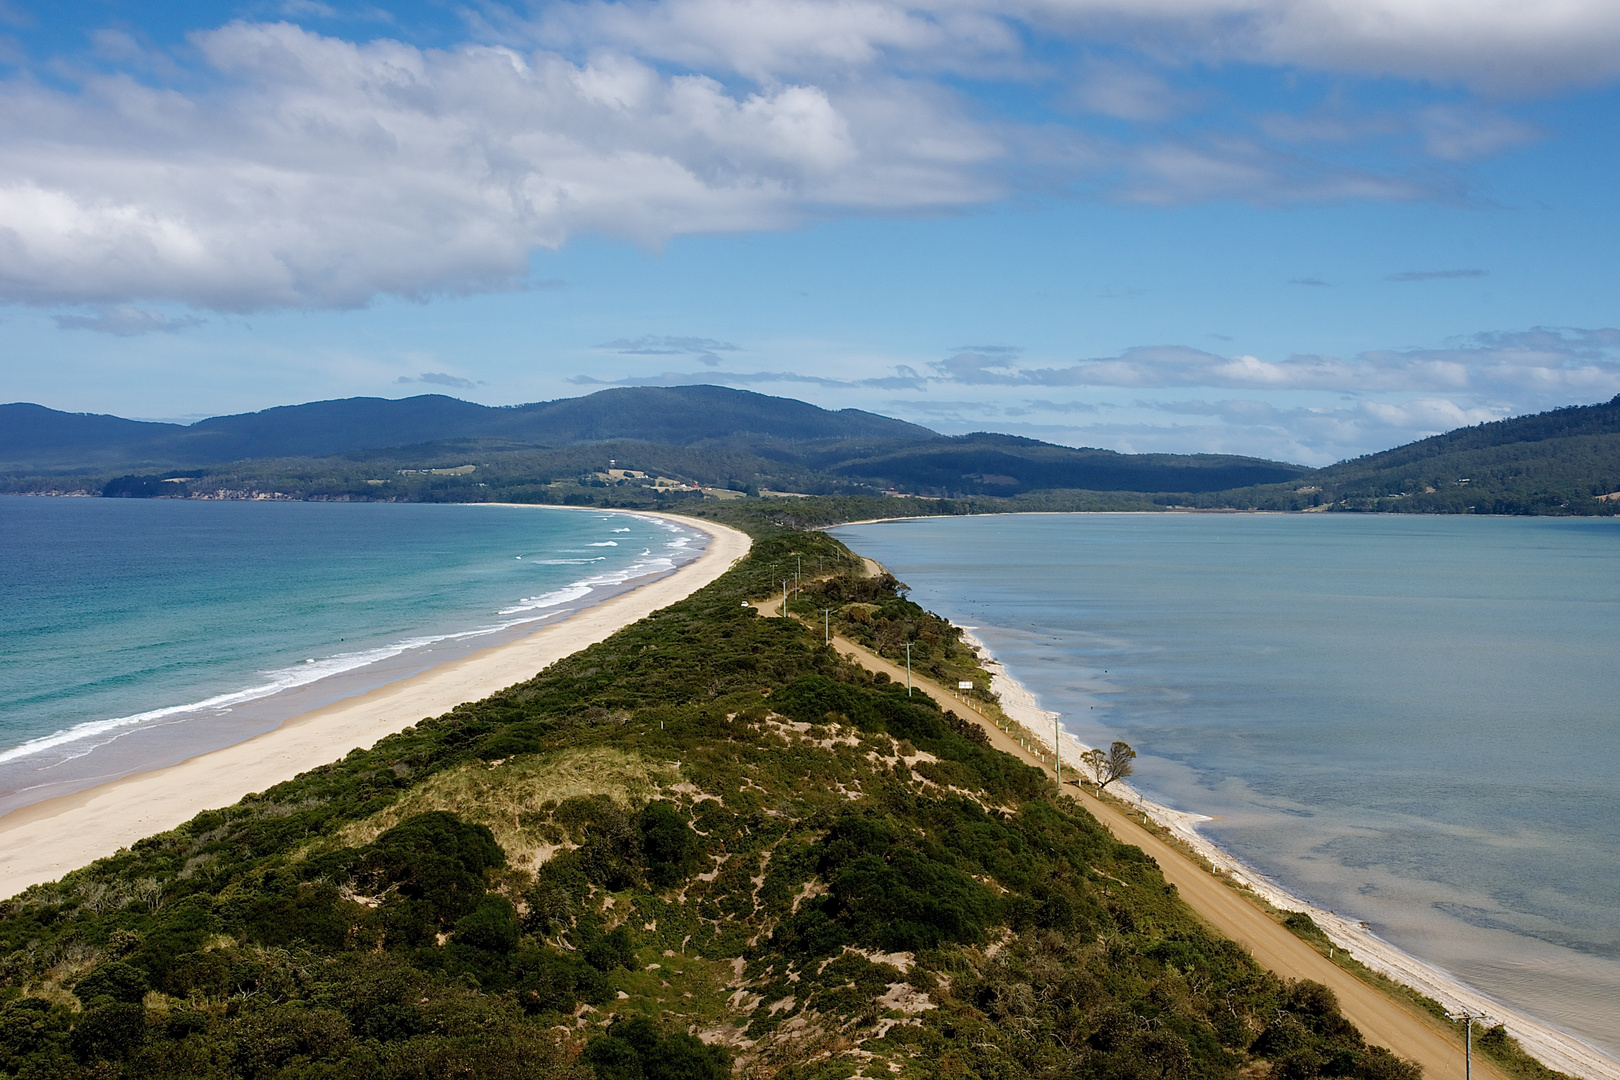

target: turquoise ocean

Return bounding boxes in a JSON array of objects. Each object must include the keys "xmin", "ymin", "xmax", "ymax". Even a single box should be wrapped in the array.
[
  {"xmin": 833, "ymin": 514, "xmax": 1619, "ymax": 1059},
  {"xmin": 0, "ymin": 498, "xmax": 703, "ymax": 816}
]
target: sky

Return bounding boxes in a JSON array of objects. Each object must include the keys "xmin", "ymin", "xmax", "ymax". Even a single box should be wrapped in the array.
[{"xmin": 1, "ymin": 0, "xmax": 1618, "ymax": 465}]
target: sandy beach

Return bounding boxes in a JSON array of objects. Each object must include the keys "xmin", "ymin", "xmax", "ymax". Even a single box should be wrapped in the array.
[
  {"xmin": 0, "ymin": 510, "xmax": 750, "ymax": 901},
  {"xmin": 967, "ymin": 630, "xmax": 1620, "ymax": 1080}
]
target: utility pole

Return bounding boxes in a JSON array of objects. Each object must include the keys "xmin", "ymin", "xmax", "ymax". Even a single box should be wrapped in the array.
[
  {"xmin": 782, "ymin": 580, "xmax": 788, "ymax": 613},
  {"xmin": 1445, "ymin": 1010, "xmax": 1492, "ymax": 1080},
  {"xmin": 904, "ymin": 642, "xmax": 912, "ymax": 696},
  {"xmin": 1054, "ymin": 715, "xmax": 1062, "ymax": 788},
  {"xmin": 822, "ymin": 608, "xmax": 832, "ymax": 645}
]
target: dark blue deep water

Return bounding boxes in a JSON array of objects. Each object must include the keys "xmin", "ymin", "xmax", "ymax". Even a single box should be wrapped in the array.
[{"xmin": 835, "ymin": 513, "xmax": 1620, "ymax": 1057}]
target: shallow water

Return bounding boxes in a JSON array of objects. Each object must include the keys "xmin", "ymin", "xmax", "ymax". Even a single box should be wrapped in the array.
[
  {"xmin": 0, "ymin": 498, "xmax": 701, "ymax": 812},
  {"xmin": 833, "ymin": 513, "xmax": 1620, "ymax": 1058}
]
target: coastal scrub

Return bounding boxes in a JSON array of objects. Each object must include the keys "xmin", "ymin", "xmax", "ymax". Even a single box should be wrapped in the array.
[{"xmin": 0, "ymin": 527, "xmax": 1424, "ymax": 1080}]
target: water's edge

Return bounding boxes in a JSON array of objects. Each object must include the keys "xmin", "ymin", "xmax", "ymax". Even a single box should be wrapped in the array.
[
  {"xmin": 962, "ymin": 621, "xmax": 1620, "ymax": 1080},
  {"xmin": 0, "ymin": 505, "xmax": 706, "ymax": 819}
]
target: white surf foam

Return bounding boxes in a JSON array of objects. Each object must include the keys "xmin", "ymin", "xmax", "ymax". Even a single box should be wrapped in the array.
[{"xmin": 1, "ymin": 513, "xmax": 705, "ymax": 769}]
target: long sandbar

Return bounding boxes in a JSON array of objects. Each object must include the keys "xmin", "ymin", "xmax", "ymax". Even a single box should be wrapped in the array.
[{"xmin": 0, "ymin": 510, "xmax": 750, "ymax": 899}]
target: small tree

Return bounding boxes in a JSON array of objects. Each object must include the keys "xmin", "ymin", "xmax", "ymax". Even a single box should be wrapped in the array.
[{"xmin": 1082, "ymin": 741, "xmax": 1136, "ymax": 791}]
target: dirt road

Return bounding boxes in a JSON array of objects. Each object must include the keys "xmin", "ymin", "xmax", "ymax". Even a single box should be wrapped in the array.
[{"xmin": 758, "ymin": 592, "xmax": 1493, "ymax": 1080}]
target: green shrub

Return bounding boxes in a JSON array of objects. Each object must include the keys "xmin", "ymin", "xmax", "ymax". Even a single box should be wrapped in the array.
[
  {"xmin": 583, "ymin": 1015, "xmax": 731, "ymax": 1080},
  {"xmin": 70, "ymin": 1001, "xmax": 146, "ymax": 1062},
  {"xmin": 73, "ymin": 960, "xmax": 148, "ymax": 1006},
  {"xmin": 638, "ymin": 801, "xmax": 702, "ymax": 888},
  {"xmin": 454, "ymin": 894, "xmax": 521, "ymax": 954}
]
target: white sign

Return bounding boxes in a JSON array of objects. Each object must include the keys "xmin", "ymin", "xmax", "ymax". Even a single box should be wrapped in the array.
[{"xmin": 958, "ymin": 681, "xmax": 974, "ymax": 690}]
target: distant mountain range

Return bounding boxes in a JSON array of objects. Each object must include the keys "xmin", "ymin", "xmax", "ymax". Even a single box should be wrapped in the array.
[
  {"xmin": 3, "ymin": 386, "xmax": 1617, "ymax": 513},
  {"xmin": 0, "ymin": 387, "xmax": 928, "ymax": 471},
  {"xmin": 0, "ymin": 386, "xmax": 1305, "ymax": 496}
]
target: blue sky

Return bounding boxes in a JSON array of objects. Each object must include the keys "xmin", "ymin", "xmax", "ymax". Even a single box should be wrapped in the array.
[{"xmin": 2, "ymin": 0, "xmax": 1618, "ymax": 464}]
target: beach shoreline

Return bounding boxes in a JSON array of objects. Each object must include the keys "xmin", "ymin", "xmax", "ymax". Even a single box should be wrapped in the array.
[
  {"xmin": 0, "ymin": 509, "xmax": 750, "ymax": 900},
  {"xmin": 0, "ymin": 502, "xmax": 710, "ymax": 818},
  {"xmin": 963, "ymin": 628, "xmax": 1620, "ymax": 1080}
]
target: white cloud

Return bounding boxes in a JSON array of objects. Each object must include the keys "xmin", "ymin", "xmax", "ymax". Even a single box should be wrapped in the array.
[
  {"xmin": 1259, "ymin": 103, "xmax": 1542, "ymax": 162},
  {"xmin": 1005, "ymin": 0, "xmax": 1620, "ymax": 92},
  {"xmin": 1240, "ymin": 0, "xmax": 1620, "ymax": 93},
  {"xmin": 572, "ymin": 363, "xmax": 928, "ymax": 389},
  {"xmin": 873, "ymin": 327, "xmax": 1620, "ymax": 463},
  {"xmin": 598, "ymin": 334, "xmax": 743, "ymax": 365},
  {"xmin": 1355, "ymin": 396, "xmax": 1501, "ymax": 431},
  {"xmin": 0, "ymin": 21, "xmax": 999, "ymax": 311},
  {"xmin": 922, "ymin": 328, "xmax": 1620, "ymax": 397},
  {"xmin": 1083, "ymin": 394, "xmax": 1509, "ymax": 462},
  {"xmin": 0, "ymin": 1, "xmax": 1614, "ymax": 312},
  {"xmin": 534, "ymin": 0, "xmax": 1013, "ymax": 82},
  {"xmin": 1113, "ymin": 137, "xmax": 1426, "ymax": 204},
  {"xmin": 54, "ymin": 305, "xmax": 204, "ymax": 335},
  {"xmin": 280, "ymin": 1, "xmax": 339, "ymax": 17},
  {"xmin": 1414, "ymin": 105, "xmax": 1540, "ymax": 161},
  {"xmin": 543, "ymin": 0, "xmax": 1620, "ymax": 92},
  {"xmin": 397, "ymin": 371, "xmax": 478, "ymax": 389}
]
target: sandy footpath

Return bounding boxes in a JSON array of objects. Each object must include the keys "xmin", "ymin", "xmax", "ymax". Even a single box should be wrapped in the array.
[
  {"xmin": 970, "ymin": 632, "xmax": 1620, "ymax": 1080},
  {"xmin": 0, "ymin": 511, "xmax": 750, "ymax": 900}
]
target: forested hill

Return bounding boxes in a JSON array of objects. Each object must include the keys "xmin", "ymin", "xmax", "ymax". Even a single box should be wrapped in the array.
[
  {"xmin": 0, "ymin": 523, "xmax": 1443, "ymax": 1080},
  {"xmin": 1326, "ymin": 394, "xmax": 1620, "ymax": 478},
  {"xmin": 8, "ymin": 388, "xmax": 1617, "ymax": 512},
  {"xmin": 0, "ymin": 387, "xmax": 930, "ymax": 473},
  {"xmin": 0, "ymin": 386, "xmax": 1304, "ymax": 498},
  {"xmin": 1174, "ymin": 394, "xmax": 1620, "ymax": 515}
]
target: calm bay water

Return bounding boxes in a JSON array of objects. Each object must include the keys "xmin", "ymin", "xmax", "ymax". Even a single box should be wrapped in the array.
[
  {"xmin": 0, "ymin": 498, "xmax": 702, "ymax": 813},
  {"xmin": 834, "ymin": 513, "xmax": 1620, "ymax": 1057}
]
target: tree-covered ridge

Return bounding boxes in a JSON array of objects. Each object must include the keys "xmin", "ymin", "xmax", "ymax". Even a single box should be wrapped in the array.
[
  {"xmin": 0, "ymin": 388, "xmax": 1300, "ymax": 501},
  {"xmin": 0, "ymin": 388, "xmax": 929, "ymax": 474},
  {"xmin": 2, "ymin": 527, "xmax": 1420, "ymax": 1080},
  {"xmin": 1164, "ymin": 396, "xmax": 1620, "ymax": 515},
  {"xmin": 7, "ymin": 390, "xmax": 1620, "ymax": 516}
]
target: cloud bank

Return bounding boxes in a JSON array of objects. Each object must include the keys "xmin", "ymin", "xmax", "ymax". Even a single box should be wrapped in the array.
[
  {"xmin": 578, "ymin": 326, "xmax": 1620, "ymax": 463},
  {"xmin": 921, "ymin": 329, "xmax": 1620, "ymax": 397},
  {"xmin": 0, "ymin": 0, "xmax": 1613, "ymax": 312},
  {"xmin": 1, "ymin": 21, "xmax": 995, "ymax": 312}
]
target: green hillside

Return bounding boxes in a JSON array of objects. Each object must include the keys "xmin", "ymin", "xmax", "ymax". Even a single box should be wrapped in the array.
[
  {"xmin": 7, "ymin": 389, "xmax": 1616, "ymax": 515},
  {"xmin": 0, "ymin": 387, "xmax": 1303, "ymax": 499},
  {"xmin": 0, "ymin": 388, "xmax": 929, "ymax": 475},
  {"xmin": 820, "ymin": 433, "xmax": 1305, "ymax": 495},
  {"xmin": 1167, "ymin": 395, "xmax": 1620, "ymax": 515},
  {"xmin": 0, "ymin": 525, "xmax": 1418, "ymax": 1080}
]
